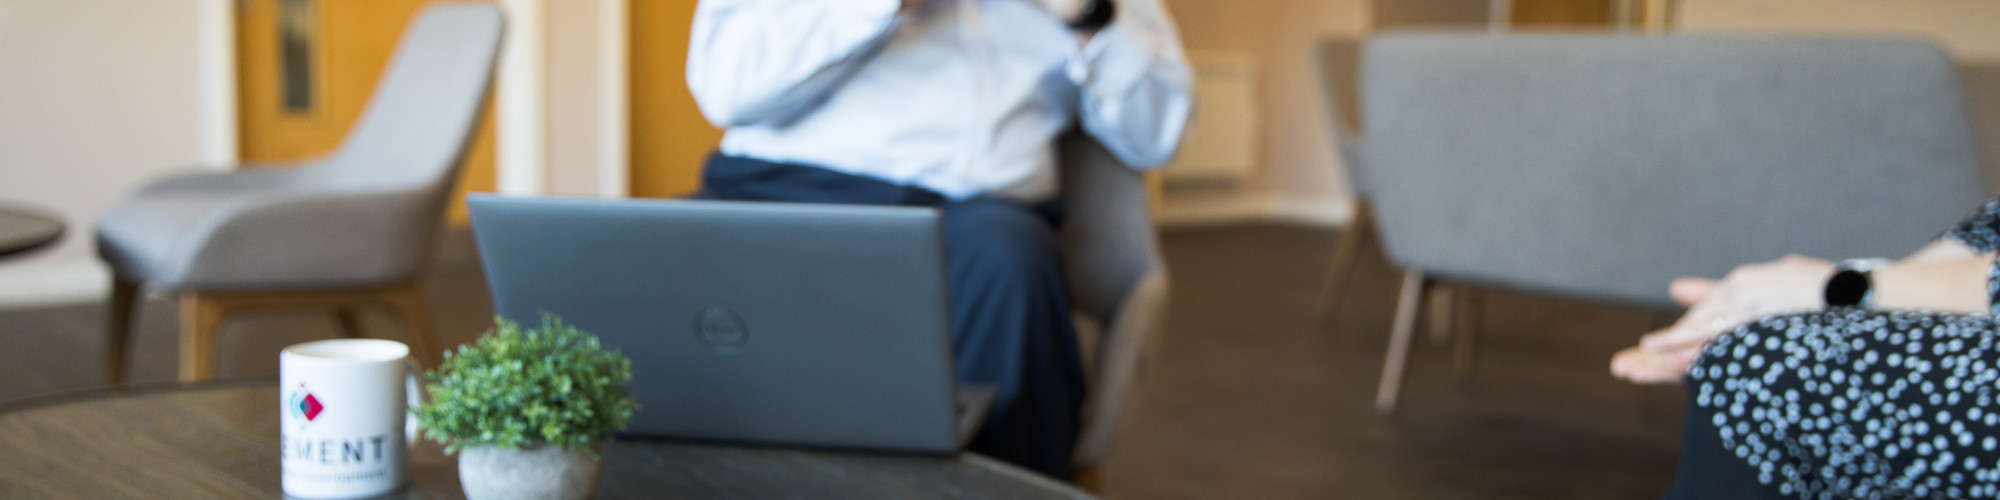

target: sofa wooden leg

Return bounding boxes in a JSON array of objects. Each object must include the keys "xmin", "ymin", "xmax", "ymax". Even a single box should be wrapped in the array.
[
  {"xmin": 1315, "ymin": 201, "xmax": 1373, "ymax": 325},
  {"xmin": 1453, "ymin": 287, "xmax": 1482, "ymax": 380},
  {"xmin": 1426, "ymin": 284, "xmax": 1455, "ymax": 345},
  {"xmin": 1376, "ymin": 270, "xmax": 1426, "ymax": 414}
]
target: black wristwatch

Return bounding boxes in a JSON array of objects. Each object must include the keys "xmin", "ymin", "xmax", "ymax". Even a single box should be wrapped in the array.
[
  {"xmin": 1823, "ymin": 258, "xmax": 1890, "ymax": 307},
  {"xmin": 1069, "ymin": 0, "xmax": 1116, "ymax": 31}
]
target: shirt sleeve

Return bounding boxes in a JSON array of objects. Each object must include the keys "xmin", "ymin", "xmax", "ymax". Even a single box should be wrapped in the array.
[
  {"xmin": 1065, "ymin": 0, "xmax": 1195, "ymax": 170},
  {"xmin": 686, "ymin": 0, "xmax": 905, "ymax": 128},
  {"xmin": 1942, "ymin": 197, "xmax": 2000, "ymax": 253}
]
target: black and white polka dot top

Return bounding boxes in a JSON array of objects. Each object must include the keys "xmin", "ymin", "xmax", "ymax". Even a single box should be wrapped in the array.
[{"xmin": 1684, "ymin": 197, "xmax": 2000, "ymax": 499}]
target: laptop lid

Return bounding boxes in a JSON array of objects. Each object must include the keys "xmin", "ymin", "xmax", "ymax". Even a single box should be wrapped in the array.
[{"xmin": 467, "ymin": 195, "xmax": 962, "ymax": 454}]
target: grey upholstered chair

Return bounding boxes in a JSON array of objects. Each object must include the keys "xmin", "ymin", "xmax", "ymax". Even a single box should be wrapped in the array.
[
  {"xmin": 1312, "ymin": 38, "xmax": 1371, "ymax": 320},
  {"xmin": 1057, "ymin": 131, "xmax": 1172, "ymax": 473},
  {"xmin": 95, "ymin": 2, "xmax": 504, "ymax": 383},
  {"xmin": 1361, "ymin": 33, "xmax": 1990, "ymax": 413}
]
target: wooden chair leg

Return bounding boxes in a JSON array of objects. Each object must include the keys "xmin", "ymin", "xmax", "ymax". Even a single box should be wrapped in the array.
[
  {"xmin": 334, "ymin": 308, "xmax": 364, "ymax": 339},
  {"xmin": 1072, "ymin": 464, "xmax": 1105, "ymax": 494},
  {"xmin": 104, "ymin": 278, "xmax": 139, "ymax": 385},
  {"xmin": 1315, "ymin": 201, "xmax": 1373, "ymax": 324},
  {"xmin": 1452, "ymin": 287, "xmax": 1482, "ymax": 380},
  {"xmin": 178, "ymin": 293, "xmax": 227, "ymax": 382},
  {"xmin": 1376, "ymin": 270, "xmax": 1427, "ymax": 414},
  {"xmin": 385, "ymin": 285, "xmax": 442, "ymax": 370},
  {"xmin": 168, "ymin": 283, "xmax": 442, "ymax": 380}
]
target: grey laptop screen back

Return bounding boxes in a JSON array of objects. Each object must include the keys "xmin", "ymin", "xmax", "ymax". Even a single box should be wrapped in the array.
[{"xmin": 467, "ymin": 195, "xmax": 960, "ymax": 454}]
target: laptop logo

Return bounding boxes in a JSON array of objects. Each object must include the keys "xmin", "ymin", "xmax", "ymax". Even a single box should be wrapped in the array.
[{"xmin": 694, "ymin": 307, "xmax": 749, "ymax": 355}]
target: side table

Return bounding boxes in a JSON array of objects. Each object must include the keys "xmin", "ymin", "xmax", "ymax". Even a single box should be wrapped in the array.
[{"xmin": 0, "ymin": 201, "xmax": 64, "ymax": 259}]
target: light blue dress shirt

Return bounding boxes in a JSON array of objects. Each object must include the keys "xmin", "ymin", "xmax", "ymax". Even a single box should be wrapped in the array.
[{"xmin": 687, "ymin": 0, "xmax": 1194, "ymax": 202}]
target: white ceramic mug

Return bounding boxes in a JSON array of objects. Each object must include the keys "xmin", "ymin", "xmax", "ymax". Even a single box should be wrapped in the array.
[{"xmin": 279, "ymin": 339, "xmax": 421, "ymax": 499}]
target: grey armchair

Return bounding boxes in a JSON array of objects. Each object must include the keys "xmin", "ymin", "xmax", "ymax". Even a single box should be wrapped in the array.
[
  {"xmin": 1057, "ymin": 131, "xmax": 1172, "ymax": 472},
  {"xmin": 1359, "ymin": 33, "xmax": 1990, "ymax": 413},
  {"xmin": 95, "ymin": 2, "xmax": 504, "ymax": 383},
  {"xmin": 1315, "ymin": 37, "xmax": 1485, "ymax": 382}
]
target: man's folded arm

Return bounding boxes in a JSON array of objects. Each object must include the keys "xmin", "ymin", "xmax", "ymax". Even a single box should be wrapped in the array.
[
  {"xmin": 1070, "ymin": 0, "xmax": 1195, "ymax": 169},
  {"xmin": 687, "ymin": 0, "xmax": 906, "ymax": 127}
]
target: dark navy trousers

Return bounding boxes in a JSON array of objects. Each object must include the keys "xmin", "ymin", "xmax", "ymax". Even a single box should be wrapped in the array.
[{"xmin": 699, "ymin": 154, "xmax": 1086, "ymax": 480}]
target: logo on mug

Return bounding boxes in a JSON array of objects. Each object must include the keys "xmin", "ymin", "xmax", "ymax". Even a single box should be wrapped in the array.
[{"xmin": 288, "ymin": 386, "xmax": 326, "ymax": 423}]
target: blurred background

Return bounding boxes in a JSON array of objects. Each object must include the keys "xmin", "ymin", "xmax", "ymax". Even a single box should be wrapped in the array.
[{"xmin": 1, "ymin": 0, "xmax": 1997, "ymax": 498}]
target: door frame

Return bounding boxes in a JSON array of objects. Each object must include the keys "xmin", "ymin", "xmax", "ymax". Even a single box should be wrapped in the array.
[
  {"xmin": 200, "ymin": 0, "xmax": 632, "ymax": 196},
  {"xmin": 198, "ymin": 0, "xmax": 235, "ymax": 169}
]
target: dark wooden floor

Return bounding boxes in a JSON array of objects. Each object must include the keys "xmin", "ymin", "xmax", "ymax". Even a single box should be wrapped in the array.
[{"xmin": 0, "ymin": 224, "xmax": 1690, "ymax": 499}]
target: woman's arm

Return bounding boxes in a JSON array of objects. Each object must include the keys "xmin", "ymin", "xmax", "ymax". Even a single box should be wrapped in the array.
[
  {"xmin": 1611, "ymin": 239, "xmax": 1995, "ymax": 384},
  {"xmin": 1873, "ymin": 249, "xmax": 1994, "ymax": 313},
  {"xmin": 1906, "ymin": 237, "xmax": 1983, "ymax": 262}
]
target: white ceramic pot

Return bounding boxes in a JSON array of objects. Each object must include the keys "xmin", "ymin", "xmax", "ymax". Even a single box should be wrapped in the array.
[{"xmin": 458, "ymin": 443, "xmax": 603, "ymax": 500}]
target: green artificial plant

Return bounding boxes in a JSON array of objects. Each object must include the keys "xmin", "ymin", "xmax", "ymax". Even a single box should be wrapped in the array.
[{"xmin": 414, "ymin": 313, "xmax": 639, "ymax": 455}]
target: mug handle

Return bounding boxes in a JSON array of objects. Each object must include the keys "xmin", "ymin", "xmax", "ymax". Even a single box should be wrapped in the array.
[{"xmin": 404, "ymin": 357, "xmax": 425, "ymax": 449}]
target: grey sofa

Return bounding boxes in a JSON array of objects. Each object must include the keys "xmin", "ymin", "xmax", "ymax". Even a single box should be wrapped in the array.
[{"xmin": 1358, "ymin": 33, "xmax": 1990, "ymax": 412}]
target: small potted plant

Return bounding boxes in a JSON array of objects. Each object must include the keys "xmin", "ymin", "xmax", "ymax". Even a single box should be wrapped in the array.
[{"xmin": 414, "ymin": 313, "xmax": 639, "ymax": 500}]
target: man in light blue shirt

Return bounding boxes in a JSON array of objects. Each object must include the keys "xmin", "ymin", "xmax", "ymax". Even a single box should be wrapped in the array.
[{"xmin": 687, "ymin": 0, "xmax": 1192, "ymax": 479}]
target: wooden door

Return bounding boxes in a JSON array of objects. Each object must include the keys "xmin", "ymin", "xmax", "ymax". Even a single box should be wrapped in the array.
[
  {"xmin": 236, "ymin": 0, "xmax": 497, "ymax": 223},
  {"xmin": 630, "ymin": 1, "xmax": 723, "ymax": 198},
  {"xmin": 1511, "ymin": 0, "xmax": 1614, "ymax": 26}
]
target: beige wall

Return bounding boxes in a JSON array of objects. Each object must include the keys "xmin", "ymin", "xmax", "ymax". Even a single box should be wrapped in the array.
[
  {"xmin": 1680, "ymin": 0, "xmax": 2000, "ymax": 189},
  {"xmin": 1373, "ymin": 0, "xmax": 1492, "ymax": 29},
  {"xmin": 0, "ymin": 0, "xmax": 209, "ymax": 305},
  {"xmin": 546, "ymin": 0, "xmax": 607, "ymax": 197},
  {"xmin": 1159, "ymin": 0, "xmax": 1370, "ymax": 224},
  {"xmin": 1681, "ymin": 0, "xmax": 2000, "ymax": 62}
]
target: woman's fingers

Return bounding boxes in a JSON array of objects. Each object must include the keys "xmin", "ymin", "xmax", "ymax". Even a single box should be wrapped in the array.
[
  {"xmin": 1639, "ymin": 312, "xmax": 1733, "ymax": 351},
  {"xmin": 1669, "ymin": 277, "xmax": 1719, "ymax": 306},
  {"xmin": 1611, "ymin": 345, "xmax": 1693, "ymax": 385}
]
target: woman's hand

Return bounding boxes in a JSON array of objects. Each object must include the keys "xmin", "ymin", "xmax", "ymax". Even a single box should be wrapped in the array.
[
  {"xmin": 1611, "ymin": 278, "xmax": 1719, "ymax": 384},
  {"xmin": 1611, "ymin": 255, "xmax": 1836, "ymax": 384}
]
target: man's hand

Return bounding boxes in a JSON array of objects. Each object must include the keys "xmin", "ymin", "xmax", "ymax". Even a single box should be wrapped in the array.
[
  {"xmin": 1026, "ymin": 0, "xmax": 1089, "ymax": 21},
  {"xmin": 900, "ymin": 0, "xmax": 929, "ymax": 13}
]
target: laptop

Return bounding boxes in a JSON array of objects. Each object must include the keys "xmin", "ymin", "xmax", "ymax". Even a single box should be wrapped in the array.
[{"xmin": 466, "ymin": 194, "xmax": 991, "ymax": 455}]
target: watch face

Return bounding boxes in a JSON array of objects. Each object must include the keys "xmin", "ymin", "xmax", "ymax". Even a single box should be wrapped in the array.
[{"xmin": 1823, "ymin": 269, "xmax": 1870, "ymax": 307}]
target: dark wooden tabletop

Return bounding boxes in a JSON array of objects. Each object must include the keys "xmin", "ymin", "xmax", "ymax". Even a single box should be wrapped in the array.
[
  {"xmin": 0, "ymin": 202, "xmax": 63, "ymax": 258},
  {"xmin": 0, "ymin": 380, "xmax": 1099, "ymax": 499}
]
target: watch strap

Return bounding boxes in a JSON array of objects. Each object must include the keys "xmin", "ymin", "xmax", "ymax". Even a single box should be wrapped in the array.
[{"xmin": 1823, "ymin": 258, "xmax": 1890, "ymax": 308}]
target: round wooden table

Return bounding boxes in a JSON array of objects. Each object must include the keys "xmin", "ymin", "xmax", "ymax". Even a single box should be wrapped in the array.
[
  {"xmin": 0, "ymin": 201, "xmax": 64, "ymax": 258},
  {"xmin": 0, "ymin": 380, "xmax": 1099, "ymax": 499}
]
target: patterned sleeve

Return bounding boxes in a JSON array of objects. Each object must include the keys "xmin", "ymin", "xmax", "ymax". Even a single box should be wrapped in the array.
[
  {"xmin": 1939, "ymin": 197, "xmax": 2000, "ymax": 317},
  {"xmin": 1943, "ymin": 198, "xmax": 2000, "ymax": 252}
]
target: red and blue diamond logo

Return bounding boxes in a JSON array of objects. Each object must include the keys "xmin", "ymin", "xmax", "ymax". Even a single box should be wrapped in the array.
[{"xmin": 287, "ymin": 386, "xmax": 325, "ymax": 422}]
